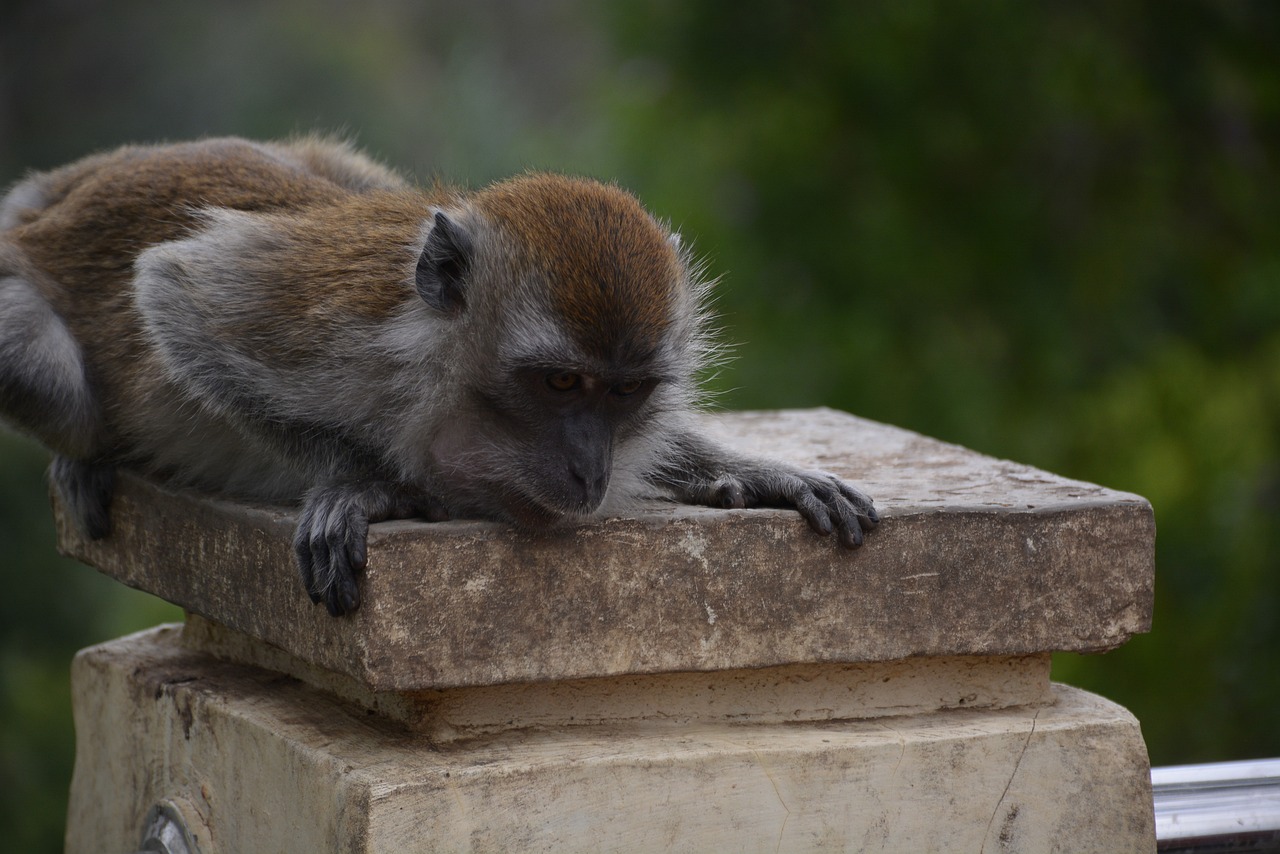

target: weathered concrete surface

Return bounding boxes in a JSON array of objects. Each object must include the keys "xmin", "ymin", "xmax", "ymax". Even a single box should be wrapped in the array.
[
  {"xmin": 184, "ymin": 615, "xmax": 1052, "ymax": 741},
  {"xmin": 54, "ymin": 408, "xmax": 1156, "ymax": 691},
  {"xmin": 67, "ymin": 626, "xmax": 1157, "ymax": 854}
]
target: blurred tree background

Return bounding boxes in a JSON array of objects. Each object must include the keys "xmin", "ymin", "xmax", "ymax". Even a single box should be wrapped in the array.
[{"xmin": 1, "ymin": 0, "xmax": 1277, "ymax": 849}]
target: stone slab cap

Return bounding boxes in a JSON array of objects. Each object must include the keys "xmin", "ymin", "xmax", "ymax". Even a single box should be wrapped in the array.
[{"xmin": 53, "ymin": 408, "xmax": 1155, "ymax": 692}]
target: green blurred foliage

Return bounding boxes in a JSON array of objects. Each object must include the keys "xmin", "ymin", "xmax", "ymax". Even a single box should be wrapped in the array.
[
  {"xmin": 598, "ymin": 0, "xmax": 1280, "ymax": 767},
  {"xmin": 1, "ymin": 0, "xmax": 1278, "ymax": 849},
  {"xmin": 0, "ymin": 434, "xmax": 183, "ymax": 851}
]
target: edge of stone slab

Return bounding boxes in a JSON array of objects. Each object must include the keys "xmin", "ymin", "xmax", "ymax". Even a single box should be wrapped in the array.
[
  {"xmin": 53, "ymin": 409, "xmax": 1156, "ymax": 692},
  {"xmin": 181, "ymin": 616, "xmax": 1054, "ymax": 742}
]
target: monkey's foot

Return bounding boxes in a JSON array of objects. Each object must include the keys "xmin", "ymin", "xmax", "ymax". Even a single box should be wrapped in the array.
[
  {"xmin": 51, "ymin": 456, "xmax": 116, "ymax": 540},
  {"xmin": 293, "ymin": 481, "xmax": 447, "ymax": 617}
]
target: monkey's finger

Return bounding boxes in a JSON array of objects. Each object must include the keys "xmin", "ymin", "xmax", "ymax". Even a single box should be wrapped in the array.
[
  {"xmin": 323, "ymin": 585, "xmax": 344, "ymax": 617},
  {"xmin": 309, "ymin": 526, "xmax": 334, "ymax": 587},
  {"xmin": 836, "ymin": 481, "xmax": 880, "ymax": 528},
  {"xmin": 292, "ymin": 513, "xmax": 323, "ymax": 604},
  {"xmin": 335, "ymin": 572, "xmax": 361, "ymax": 615},
  {"xmin": 348, "ymin": 512, "xmax": 370, "ymax": 572},
  {"xmin": 322, "ymin": 545, "xmax": 360, "ymax": 616},
  {"xmin": 321, "ymin": 504, "xmax": 363, "ymax": 615},
  {"xmin": 321, "ymin": 501, "xmax": 352, "ymax": 567},
  {"xmin": 829, "ymin": 496, "xmax": 865, "ymax": 549},
  {"xmin": 793, "ymin": 488, "xmax": 835, "ymax": 537},
  {"xmin": 806, "ymin": 477, "xmax": 839, "ymax": 504},
  {"xmin": 306, "ymin": 507, "xmax": 341, "ymax": 607},
  {"xmin": 330, "ymin": 546, "xmax": 362, "ymax": 615}
]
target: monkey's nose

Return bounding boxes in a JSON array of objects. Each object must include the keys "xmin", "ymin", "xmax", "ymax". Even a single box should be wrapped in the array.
[{"xmin": 568, "ymin": 464, "xmax": 609, "ymax": 510}]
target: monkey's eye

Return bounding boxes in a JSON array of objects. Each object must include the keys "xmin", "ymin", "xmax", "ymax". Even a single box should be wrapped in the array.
[
  {"xmin": 612, "ymin": 379, "xmax": 644, "ymax": 397},
  {"xmin": 546, "ymin": 371, "xmax": 582, "ymax": 392}
]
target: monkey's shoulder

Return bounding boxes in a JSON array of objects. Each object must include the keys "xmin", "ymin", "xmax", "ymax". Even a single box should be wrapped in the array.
[{"xmin": 132, "ymin": 198, "xmax": 431, "ymax": 362}]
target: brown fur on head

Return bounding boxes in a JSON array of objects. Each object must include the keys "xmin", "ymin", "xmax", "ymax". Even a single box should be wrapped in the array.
[{"xmin": 473, "ymin": 174, "xmax": 682, "ymax": 363}]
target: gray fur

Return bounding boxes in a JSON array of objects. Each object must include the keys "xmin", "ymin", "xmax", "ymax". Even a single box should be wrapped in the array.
[
  {"xmin": 0, "ymin": 275, "xmax": 99, "ymax": 457},
  {"xmin": 134, "ymin": 209, "xmax": 432, "ymax": 488},
  {"xmin": 0, "ymin": 138, "xmax": 877, "ymax": 619},
  {"xmin": 0, "ymin": 175, "xmax": 50, "ymax": 231}
]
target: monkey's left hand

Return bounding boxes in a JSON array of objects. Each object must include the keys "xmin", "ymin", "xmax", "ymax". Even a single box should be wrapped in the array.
[
  {"xmin": 652, "ymin": 435, "xmax": 879, "ymax": 547},
  {"xmin": 653, "ymin": 436, "xmax": 879, "ymax": 548},
  {"xmin": 293, "ymin": 481, "xmax": 446, "ymax": 616},
  {"xmin": 705, "ymin": 464, "xmax": 879, "ymax": 548}
]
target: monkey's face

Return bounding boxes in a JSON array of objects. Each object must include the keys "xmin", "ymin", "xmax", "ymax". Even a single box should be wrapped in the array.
[
  {"xmin": 412, "ymin": 174, "xmax": 703, "ymax": 527},
  {"xmin": 476, "ymin": 365, "xmax": 661, "ymax": 526}
]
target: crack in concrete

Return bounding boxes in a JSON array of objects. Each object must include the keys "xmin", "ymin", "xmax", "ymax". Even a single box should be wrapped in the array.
[
  {"xmin": 980, "ymin": 707, "xmax": 1041, "ymax": 853},
  {"xmin": 752, "ymin": 750, "xmax": 792, "ymax": 854},
  {"xmin": 875, "ymin": 721, "xmax": 908, "ymax": 780},
  {"xmin": 876, "ymin": 722, "xmax": 909, "ymax": 844}
]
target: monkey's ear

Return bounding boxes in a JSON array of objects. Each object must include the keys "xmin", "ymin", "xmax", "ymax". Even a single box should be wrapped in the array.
[{"xmin": 415, "ymin": 211, "xmax": 473, "ymax": 313}]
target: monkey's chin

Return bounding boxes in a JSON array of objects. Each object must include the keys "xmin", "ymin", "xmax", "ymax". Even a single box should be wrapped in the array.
[{"xmin": 503, "ymin": 495, "xmax": 601, "ymax": 530}]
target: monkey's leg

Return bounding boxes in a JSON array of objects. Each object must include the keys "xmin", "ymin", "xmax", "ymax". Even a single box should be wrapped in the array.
[
  {"xmin": 653, "ymin": 434, "xmax": 879, "ymax": 548},
  {"xmin": 0, "ymin": 273, "xmax": 113, "ymax": 537},
  {"xmin": 50, "ymin": 456, "xmax": 115, "ymax": 539},
  {"xmin": 0, "ymin": 274, "xmax": 101, "ymax": 456},
  {"xmin": 293, "ymin": 481, "xmax": 448, "ymax": 617}
]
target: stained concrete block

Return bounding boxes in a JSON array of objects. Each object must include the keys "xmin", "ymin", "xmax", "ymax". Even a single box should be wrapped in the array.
[
  {"xmin": 59, "ymin": 409, "xmax": 1159, "ymax": 851},
  {"xmin": 67, "ymin": 627, "xmax": 1156, "ymax": 854},
  {"xmin": 54, "ymin": 408, "xmax": 1155, "ymax": 692}
]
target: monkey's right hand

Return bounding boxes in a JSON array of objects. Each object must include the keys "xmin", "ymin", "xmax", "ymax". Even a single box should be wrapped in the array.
[{"xmin": 293, "ymin": 481, "xmax": 446, "ymax": 617}]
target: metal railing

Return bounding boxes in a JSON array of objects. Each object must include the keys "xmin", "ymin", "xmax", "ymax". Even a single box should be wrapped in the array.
[{"xmin": 1154, "ymin": 758, "xmax": 1280, "ymax": 852}]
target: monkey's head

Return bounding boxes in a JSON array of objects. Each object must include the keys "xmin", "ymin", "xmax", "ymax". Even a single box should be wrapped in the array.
[{"xmin": 401, "ymin": 174, "xmax": 712, "ymax": 527}]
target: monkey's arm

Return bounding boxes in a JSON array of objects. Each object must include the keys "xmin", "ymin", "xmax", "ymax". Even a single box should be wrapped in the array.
[
  {"xmin": 649, "ymin": 430, "xmax": 879, "ymax": 548},
  {"xmin": 133, "ymin": 214, "xmax": 442, "ymax": 615}
]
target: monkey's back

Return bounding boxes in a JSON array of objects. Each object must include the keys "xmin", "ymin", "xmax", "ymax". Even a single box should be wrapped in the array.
[
  {"xmin": 0, "ymin": 138, "xmax": 409, "ymax": 485},
  {"xmin": 6, "ymin": 137, "xmax": 376, "ymax": 319}
]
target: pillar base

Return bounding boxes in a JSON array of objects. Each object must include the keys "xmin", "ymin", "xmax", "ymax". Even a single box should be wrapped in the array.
[{"xmin": 67, "ymin": 626, "xmax": 1155, "ymax": 853}]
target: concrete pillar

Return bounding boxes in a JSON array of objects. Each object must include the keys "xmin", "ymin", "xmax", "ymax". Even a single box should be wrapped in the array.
[{"xmin": 58, "ymin": 409, "xmax": 1157, "ymax": 852}]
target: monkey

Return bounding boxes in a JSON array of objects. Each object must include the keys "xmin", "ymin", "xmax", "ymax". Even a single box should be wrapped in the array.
[{"xmin": 0, "ymin": 136, "xmax": 878, "ymax": 616}]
